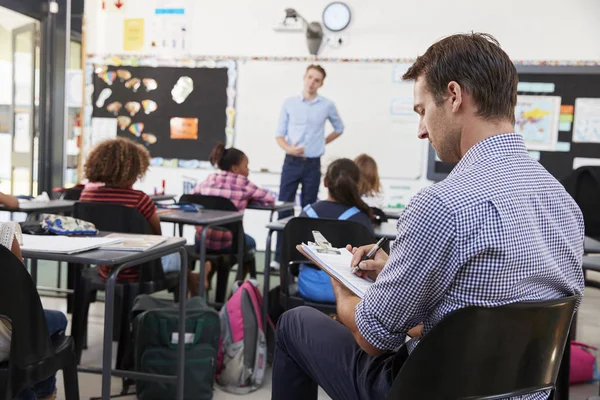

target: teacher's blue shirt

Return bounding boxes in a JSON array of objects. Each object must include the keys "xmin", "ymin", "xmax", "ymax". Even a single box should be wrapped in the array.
[{"xmin": 276, "ymin": 95, "xmax": 344, "ymax": 158}]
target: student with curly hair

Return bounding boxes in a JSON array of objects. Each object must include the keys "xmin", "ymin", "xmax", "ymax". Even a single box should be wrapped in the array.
[
  {"xmin": 80, "ymin": 138, "xmax": 181, "ymax": 282},
  {"xmin": 354, "ymin": 154, "xmax": 385, "ymax": 209}
]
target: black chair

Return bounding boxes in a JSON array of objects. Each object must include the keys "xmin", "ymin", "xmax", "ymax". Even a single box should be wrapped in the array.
[
  {"xmin": 279, "ymin": 217, "xmax": 375, "ymax": 315},
  {"xmin": 562, "ymin": 166, "xmax": 600, "ymax": 239},
  {"xmin": 0, "ymin": 245, "xmax": 79, "ymax": 400},
  {"xmin": 179, "ymin": 194, "xmax": 249, "ymax": 303},
  {"xmin": 387, "ymin": 296, "xmax": 577, "ymax": 399},
  {"xmin": 70, "ymin": 202, "xmax": 179, "ymax": 367},
  {"xmin": 60, "ymin": 187, "xmax": 83, "ymax": 201}
]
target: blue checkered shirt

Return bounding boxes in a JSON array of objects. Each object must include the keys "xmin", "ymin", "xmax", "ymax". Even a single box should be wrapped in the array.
[{"xmin": 355, "ymin": 133, "xmax": 585, "ymax": 400}]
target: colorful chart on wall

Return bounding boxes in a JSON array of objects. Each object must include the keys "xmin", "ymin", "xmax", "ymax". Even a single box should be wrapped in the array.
[
  {"xmin": 91, "ymin": 62, "xmax": 235, "ymax": 168},
  {"xmin": 573, "ymin": 98, "xmax": 600, "ymax": 144},
  {"xmin": 514, "ymin": 95, "xmax": 561, "ymax": 151}
]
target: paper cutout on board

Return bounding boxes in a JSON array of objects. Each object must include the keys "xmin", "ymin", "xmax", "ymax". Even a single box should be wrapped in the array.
[
  {"xmin": 560, "ymin": 105, "xmax": 574, "ymax": 114},
  {"xmin": 125, "ymin": 101, "xmax": 141, "ymax": 116},
  {"xmin": 129, "ymin": 123, "xmax": 144, "ymax": 137},
  {"xmin": 517, "ymin": 82, "xmax": 555, "ymax": 93},
  {"xmin": 106, "ymin": 101, "xmax": 122, "ymax": 115},
  {"xmin": 171, "ymin": 77, "xmax": 193, "ymax": 104},
  {"xmin": 555, "ymin": 142, "xmax": 571, "ymax": 152},
  {"xmin": 559, "ymin": 121, "xmax": 572, "ymax": 132},
  {"xmin": 573, "ymin": 98, "xmax": 600, "ymax": 143},
  {"xmin": 170, "ymin": 117, "xmax": 198, "ymax": 139},
  {"xmin": 125, "ymin": 78, "xmax": 142, "ymax": 92},
  {"xmin": 116, "ymin": 69, "xmax": 132, "ymax": 82},
  {"xmin": 514, "ymin": 95, "xmax": 561, "ymax": 151},
  {"xmin": 142, "ymin": 99, "xmax": 158, "ymax": 114},
  {"xmin": 98, "ymin": 71, "xmax": 117, "ymax": 86},
  {"xmin": 96, "ymin": 88, "xmax": 112, "ymax": 108},
  {"xmin": 117, "ymin": 116, "xmax": 131, "ymax": 130},
  {"xmin": 143, "ymin": 78, "xmax": 158, "ymax": 92},
  {"xmin": 91, "ymin": 118, "xmax": 118, "ymax": 147},
  {"xmin": 142, "ymin": 133, "xmax": 157, "ymax": 144}
]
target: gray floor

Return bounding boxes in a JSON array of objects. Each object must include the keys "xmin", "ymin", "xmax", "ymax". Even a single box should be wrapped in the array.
[{"xmin": 33, "ymin": 256, "xmax": 600, "ymax": 400}]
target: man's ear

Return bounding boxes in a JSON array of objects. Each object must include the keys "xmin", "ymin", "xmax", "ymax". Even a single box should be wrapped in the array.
[
  {"xmin": 447, "ymin": 81, "xmax": 463, "ymax": 113},
  {"xmin": 324, "ymin": 177, "xmax": 329, "ymax": 188}
]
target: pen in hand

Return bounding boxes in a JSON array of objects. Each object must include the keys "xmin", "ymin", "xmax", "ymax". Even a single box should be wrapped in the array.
[{"xmin": 351, "ymin": 236, "xmax": 389, "ymax": 275}]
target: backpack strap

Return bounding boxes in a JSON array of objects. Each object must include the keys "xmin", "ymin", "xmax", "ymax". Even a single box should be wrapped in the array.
[
  {"xmin": 303, "ymin": 204, "xmax": 319, "ymax": 219},
  {"xmin": 338, "ymin": 206, "xmax": 360, "ymax": 221}
]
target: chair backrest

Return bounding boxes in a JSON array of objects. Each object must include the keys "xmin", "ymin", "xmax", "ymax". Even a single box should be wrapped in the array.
[
  {"xmin": 561, "ymin": 166, "xmax": 600, "ymax": 238},
  {"xmin": 178, "ymin": 194, "xmax": 244, "ymax": 252},
  {"xmin": 73, "ymin": 202, "xmax": 164, "ymax": 281},
  {"xmin": 179, "ymin": 194, "xmax": 238, "ymax": 212},
  {"xmin": 60, "ymin": 187, "xmax": 83, "ymax": 201},
  {"xmin": 0, "ymin": 245, "xmax": 54, "ymax": 391},
  {"xmin": 280, "ymin": 217, "xmax": 375, "ymax": 290},
  {"xmin": 387, "ymin": 296, "xmax": 578, "ymax": 400}
]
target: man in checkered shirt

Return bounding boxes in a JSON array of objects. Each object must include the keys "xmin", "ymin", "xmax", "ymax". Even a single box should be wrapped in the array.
[{"xmin": 272, "ymin": 33, "xmax": 585, "ymax": 400}]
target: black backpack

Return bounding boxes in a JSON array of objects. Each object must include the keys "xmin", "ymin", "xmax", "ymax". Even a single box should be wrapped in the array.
[{"xmin": 131, "ymin": 295, "xmax": 220, "ymax": 400}]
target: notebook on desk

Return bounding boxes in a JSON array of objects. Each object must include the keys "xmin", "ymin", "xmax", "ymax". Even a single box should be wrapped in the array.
[
  {"xmin": 99, "ymin": 233, "xmax": 166, "ymax": 252},
  {"xmin": 21, "ymin": 235, "xmax": 122, "ymax": 254},
  {"xmin": 297, "ymin": 243, "xmax": 373, "ymax": 298}
]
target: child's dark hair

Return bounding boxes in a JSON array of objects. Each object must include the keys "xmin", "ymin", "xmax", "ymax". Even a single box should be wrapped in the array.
[
  {"xmin": 84, "ymin": 137, "xmax": 150, "ymax": 188},
  {"xmin": 209, "ymin": 142, "xmax": 246, "ymax": 171},
  {"xmin": 326, "ymin": 158, "xmax": 372, "ymax": 218}
]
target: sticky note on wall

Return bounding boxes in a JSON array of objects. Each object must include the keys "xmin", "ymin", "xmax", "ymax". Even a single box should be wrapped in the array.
[
  {"xmin": 559, "ymin": 121, "xmax": 572, "ymax": 132},
  {"xmin": 559, "ymin": 114, "xmax": 574, "ymax": 123},
  {"xmin": 560, "ymin": 105, "xmax": 574, "ymax": 114}
]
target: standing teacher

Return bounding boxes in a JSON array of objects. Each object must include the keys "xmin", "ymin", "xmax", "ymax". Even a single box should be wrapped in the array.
[{"xmin": 271, "ymin": 64, "xmax": 345, "ymax": 269}]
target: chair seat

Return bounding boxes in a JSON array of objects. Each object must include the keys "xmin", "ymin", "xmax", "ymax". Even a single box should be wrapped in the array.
[{"xmin": 0, "ymin": 336, "xmax": 75, "ymax": 396}]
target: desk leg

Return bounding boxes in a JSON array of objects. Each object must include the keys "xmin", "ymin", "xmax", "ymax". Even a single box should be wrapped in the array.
[
  {"xmin": 175, "ymin": 247, "xmax": 188, "ymax": 400},
  {"xmin": 269, "ymin": 210, "xmax": 275, "ymax": 223},
  {"xmin": 262, "ymin": 230, "xmax": 274, "ymax": 331},
  {"xmin": 31, "ymin": 259, "xmax": 38, "ymax": 286},
  {"xmin": 101, "ymin": 271, "xmax": 118, "ymax": 400},
  {"xmin": 199, "ymin": 226, "xmax": 209, "ymax": 298},
  {"xmin": 235, "ymin": 223, "xmax": 245, "ymax": 281}
]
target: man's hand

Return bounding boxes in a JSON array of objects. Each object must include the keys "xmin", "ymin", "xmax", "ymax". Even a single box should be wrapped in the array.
[
  {"xmin": 287, "ymin": 144, "xmax": 305, "ymax": 157},
  {"xmin": 347, "ymin": 244, "xmax": 389, "ymax": 281},
  {"xmin": 330, "ymin": 276, "xmax": 354, "ymax": 301}
]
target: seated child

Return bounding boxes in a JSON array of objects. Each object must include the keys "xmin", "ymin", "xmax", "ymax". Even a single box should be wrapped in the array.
[
  {"xmin": 298, "ymin": 158, "xmax": 374, "ymax": 303},
  {"xmin": 190, "ymin": 142, "xmax": 275, "ymax": 289}
]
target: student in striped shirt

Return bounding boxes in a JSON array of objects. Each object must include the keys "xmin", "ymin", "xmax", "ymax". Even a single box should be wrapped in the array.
[
  {"xmin": 80, "ymin": 138, "xmax": 181, "ymax": 282},
  {"xmin": 190, "ymin": 142, "xmax": 275, "ymax": 289}
]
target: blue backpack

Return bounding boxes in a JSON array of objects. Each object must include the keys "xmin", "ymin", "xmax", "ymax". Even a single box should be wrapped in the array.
[{"xmin": 297, "ymin": 205, "xmax": 360, "ymax": 303}]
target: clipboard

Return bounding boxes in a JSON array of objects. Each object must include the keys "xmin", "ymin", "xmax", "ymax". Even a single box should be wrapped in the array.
[{"xmin": 296, "ymin": 244, "xmax": 373, "ymax": 298}]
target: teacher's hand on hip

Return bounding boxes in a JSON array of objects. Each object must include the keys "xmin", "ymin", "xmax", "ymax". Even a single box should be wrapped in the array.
[{"xmin": 287, "ymin": 144, "xmax": 305, "ymax": 157}]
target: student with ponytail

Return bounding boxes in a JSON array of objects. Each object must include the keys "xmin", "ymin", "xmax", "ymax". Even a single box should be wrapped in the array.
[
  {"xmin": 190, "ymin": 142, "xmax": 275, "ymax": 289},
  {"xmin": 297, "ymin": 158, "xmax": 374, "ymax": 303}
]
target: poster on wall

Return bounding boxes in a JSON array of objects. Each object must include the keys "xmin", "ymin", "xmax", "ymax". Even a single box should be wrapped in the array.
[
  {"xmin": 514, "ymin": 95, "xmax": 561, "ymax": 151},
  {"xmin": 150, "ymin": 1, "xmax": 190, "ymax": 53},
  {"xmin": 572, "ymin": 98, "xmax": 600, "ymax": 143},
  {"xmin": 91, "ymin": 64, "xmax": 229, "ymax": 164}
]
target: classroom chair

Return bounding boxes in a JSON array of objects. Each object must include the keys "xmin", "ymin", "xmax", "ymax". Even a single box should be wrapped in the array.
[
  {"xmin": 386, "ymin": 296, "xmax": 577, "ymax": 400},
  {"xmin": 278, "ymin": 217, "xmax": 375, "ymax": 315},
  {"xmin": 70, "ymin": 202, "xmax": 180, "ymax": 369},
  {"xmin": 561, "ymin": 166, "xmax": 600, "ymax": 239},
  {"xmin": 0, "ymin": 245, "xmax": 79, "ymax": 400},
  {"xmin": 179, "ymin": 194, "xmax": 250, "ymax": 303}
]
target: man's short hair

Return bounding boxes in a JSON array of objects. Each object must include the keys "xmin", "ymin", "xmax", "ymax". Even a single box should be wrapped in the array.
[
  {"xmin": 306, "ymin": 64, "xmax": 326, "ymax": 80},
  {"xmin": 403, "ymin": 32, "xmax": 518, "ymax": 124}
]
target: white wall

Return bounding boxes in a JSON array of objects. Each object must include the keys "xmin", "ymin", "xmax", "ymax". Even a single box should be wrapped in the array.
[
  {"xmin": 85, "ymin": 0, "xmax": 600, "ymax": 249},
  {"xmin": 86, "ymin": 0, "xmax": 600, "ymax": 60}
]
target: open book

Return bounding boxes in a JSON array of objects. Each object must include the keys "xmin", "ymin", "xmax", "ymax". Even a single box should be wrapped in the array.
[
  {"xmin": 297, "ymin": 243, "xmax": 374, "ymax": 298},
  {"xmin": 21, "ymin": 235, "xmax": 122, "ymax": 254},
  {"xmin": 98, "ymin": 233, "xmax": 166, "ymax": 252}
]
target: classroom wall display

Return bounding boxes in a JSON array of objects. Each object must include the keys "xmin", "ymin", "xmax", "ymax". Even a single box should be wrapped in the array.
[
  {"xmin": 85, "ymin": 55, "xmax": 237, "ymax": 169},
  {"xmin": 428, "ymin": 64, "xmax": 600, "ymax": 182}
]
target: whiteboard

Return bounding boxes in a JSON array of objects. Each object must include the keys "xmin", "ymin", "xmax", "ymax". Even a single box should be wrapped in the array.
[{"xmin": 234, "ymin": 60, "xmax": 424, "ymax": 180}]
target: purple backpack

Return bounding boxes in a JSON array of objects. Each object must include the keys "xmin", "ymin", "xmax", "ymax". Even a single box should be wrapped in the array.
[{"xmin": 216, "ymin": 280, "xmax": 272, "ymax": 393}]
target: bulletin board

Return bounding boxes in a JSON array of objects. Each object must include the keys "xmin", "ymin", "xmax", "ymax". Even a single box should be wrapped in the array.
[
  {"xmin": 86, "ymin": 56, "xmax": 237, "ymax": 169},
  {"xmin": 427, "ymin": 63, "xmax": 600, "ymax": 182}
]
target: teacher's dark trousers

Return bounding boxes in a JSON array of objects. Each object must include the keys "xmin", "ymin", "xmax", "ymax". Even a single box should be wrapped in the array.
[
  {"xmin": 275, "ymin": 155, "xmax": 322, "ymax": 261},
  {"xmin": 272, "ymin": 306, "xmax": 402, "ymax": 400}
]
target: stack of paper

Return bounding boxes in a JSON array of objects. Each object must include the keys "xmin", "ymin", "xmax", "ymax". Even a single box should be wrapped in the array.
[
  {"xmin": 299, "ymin": 243, "xmax": 373, "ymax": 298},
  {"xmin": 21, "ymin": 235, "xmax": 122, "ymax": 254}
]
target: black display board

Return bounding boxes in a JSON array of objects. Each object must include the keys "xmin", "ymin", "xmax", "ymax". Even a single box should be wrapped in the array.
[
  {"xmin": 92, "ymin": 65, "xmax": 228, "ymax": 162},
  {"xmin": 427, "ymin": 65, "xmax": 600, "ymax": 182}
]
